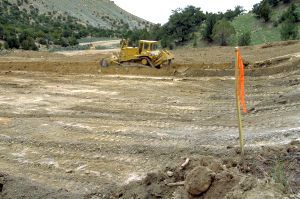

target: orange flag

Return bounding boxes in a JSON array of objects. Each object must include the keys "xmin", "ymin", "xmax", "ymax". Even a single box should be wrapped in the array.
[{"xmin": 237, "ymin": 49, "xmax": 247, "ymax": 113}]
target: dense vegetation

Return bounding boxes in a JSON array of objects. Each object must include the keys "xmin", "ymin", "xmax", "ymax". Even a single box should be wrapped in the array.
[
  {"xmin": 0, "ymin": 0, "xmax": 120, "ymax": 50},
  {"xmin": 0, "ymin": 0, "xmax": 299, "ymax": 51},
  {"xmin": 125, "ymin": 0, "xmax": 299, "ymax": 48}
]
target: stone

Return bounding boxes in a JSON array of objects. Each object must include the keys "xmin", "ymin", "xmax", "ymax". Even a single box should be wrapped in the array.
[
  {"xmin": 185, "ymin": 166, "xmax": 215, "ymax": 196},
  {"xmin": 167, "ymin": 171, "xmax": 174, "ymax": 177}
]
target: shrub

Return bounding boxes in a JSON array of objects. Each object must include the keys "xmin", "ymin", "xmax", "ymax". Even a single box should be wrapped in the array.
[
  {"xmin": 38, "ymin": 37, "xmax": 47, "ymax": 45},
  {"xmin": 0, "ymin": 25, "xmax": 4, "ymax": 39},
  {"xmin": 280, "ymin": 3, "xmax": 299, "ymax": 23},
  {"xmin": 259, "ymin": 0, "xmax": 271, "ymax": 22},
  {"xmin": 193, "ymin": 37, "xmax": 198, "ymax": 48},
  {"xmin": 268, "ymin": 0, "xmax": 279, "ymax": 7},
  {"xmin": 238, "ymin": 32, "xmax": 252, "ymax": 46},
  {"xmin": 68, "ymin": 37, "xmax": 78, "ymax": 46},
  {"xmin": 4, "ymin": 42, "xmax": 9, "ymax": 49},
  {"xmin": 202, "ymin": 14, "xmax": 218, "ymax": 42},
  {"xmin": 212, "ymin": 19, "xmax": 236, "ymax": 46},
  {"xmin": 280, "ymin": 21, "xmax": 299, "ymax": 40},
  {"xmin": 271, "ymin": 160, "xmax": 289, "ymax": 191},
  {"xmin": 253, "ymin": 0, "xmax": 271, "ymax": 22},
  {"xmin": 7, "ymin": 35, "xmax": 20, "ymax": 49},
  {"xmin": 21, "ymin": 37, "xmax": 38, "ymax": 50}
]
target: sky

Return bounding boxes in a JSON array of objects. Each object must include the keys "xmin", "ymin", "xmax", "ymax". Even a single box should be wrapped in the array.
[{"xmin": 113, "ymin": 0, "xmax": 262, "ymax": 24}]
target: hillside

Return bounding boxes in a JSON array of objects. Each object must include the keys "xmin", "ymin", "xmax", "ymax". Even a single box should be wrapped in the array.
[
  {"xmin": 232, "ymin": 1, "xmax": 300, "ymax": 45},
  {"xmin": 10, "ymin": 0, "xmax": 151, "ymax": 29},
  {"xmin": 0, "ymin": 0, "xmax": 154, "ymax": 50}
]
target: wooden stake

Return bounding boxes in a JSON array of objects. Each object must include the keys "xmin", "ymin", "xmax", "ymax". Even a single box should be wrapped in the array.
[{"xmin": 235, "ymin": 47, "xmax": 245, "ymax": 160}]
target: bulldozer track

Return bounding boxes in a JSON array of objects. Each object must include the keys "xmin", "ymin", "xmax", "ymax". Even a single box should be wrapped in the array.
[{"xmin": 0, "ymin": 67, "xmax": 299, "ymax": 195}]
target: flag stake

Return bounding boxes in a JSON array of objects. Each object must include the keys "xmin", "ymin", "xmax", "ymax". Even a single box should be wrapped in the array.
[{"xmin": 235, "ymin": 47, "xmax": 245, "ymax": 161}]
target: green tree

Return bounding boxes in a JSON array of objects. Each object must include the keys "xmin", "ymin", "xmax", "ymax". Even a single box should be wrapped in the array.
[
  {"xmin": 163, "ymin": 6, "xmax": 206, "ymax": 45},
  {"xmin": 68, "ymin": 36, "xmax": 78, "ymax": 46},
  {"xmin": 202, "ymin": 14, "xmax": 218, "ymax": 42},
  {"xmin": 280, "ymin": 21, "xmax": 298, "ymax": 40},
  {"xmin": 192, "ymin": 33, "xmax": 198, "ymax": 48},
  {"xmin": 253, "ymin": 3, "xmax": 261, "ymax": 16},
  {"xmin": 21, "ymin": 37, "xmax": 38, "ymax": 50},
  {"xmin": 282, "ymin": 0, "xmax": 291, "ymax": 4},
  {"xmin": 60, "ymin": 37, "xmax": 69, "ymax": 47},
  {"xmin": 7, "ymin": 35, "xmax": 20, "ymax": 49},
  {"xmin": 280, "ymin": 3, "xmax": 299, "ymax": 23},
  {"xmin": 224, "ymin": 6, "xmax": 245, "ymax": 21},
  {"xmin": 253, "ymin": 0, "xmax": 271, "ymax": 22},
  {"xmin": 0, "ymin": 25, "xmax": 4, "ymax": 39},
  {"xmin": 259, "ymin": 0, "xmax": 271, "ymax": 22},
  {"xmin": 19, "ymin": 31, "xmax": 31, "ymax": 43},
  {"xmin": 268, "ymin": 0, "xmax": 280, "ymax": 7},
  {"xmin": 238, "ymin": 32, "xmax": 252, "ymax": 46},
  {"xmin": 4, "ymin": 42, "xmax": 9, "ymax": 49},
  {"xmin": 212, "ymin": 19, "xmax": 236, "ymax": 46}
]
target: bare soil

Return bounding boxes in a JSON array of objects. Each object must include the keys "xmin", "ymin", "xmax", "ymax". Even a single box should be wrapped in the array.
[
  {"xmin": 0, "ymin": 40, "xmax": 299, "ymax": 198},
  {"xmin": 0, "ymin": 40, "xmax": 299, "ymax": 76}
]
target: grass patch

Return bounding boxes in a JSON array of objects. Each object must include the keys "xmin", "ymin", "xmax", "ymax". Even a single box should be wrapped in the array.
[
  {"xmin": 232, "ymin": 13, "xmax": 281, "ymax": 45},
  {"xmin": 271, "ymin": 160, "xmax": 290, "ymax": 192}
]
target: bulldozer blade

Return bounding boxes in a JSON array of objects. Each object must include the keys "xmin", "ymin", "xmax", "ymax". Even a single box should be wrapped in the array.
[{"xmin": 145, "ymin": 57, "xmax": 155, "ymax": 68}]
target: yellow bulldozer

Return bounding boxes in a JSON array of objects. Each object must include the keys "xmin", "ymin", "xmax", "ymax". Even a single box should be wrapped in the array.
[{"xmin": 100, "ymin": 39, "xmax": 174, "ymax": 68}]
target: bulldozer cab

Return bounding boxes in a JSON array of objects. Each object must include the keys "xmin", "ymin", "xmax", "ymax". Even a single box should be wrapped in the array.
[{"xmin": 138, "ymin": 40, "xmax": 158, "ymax": 53}]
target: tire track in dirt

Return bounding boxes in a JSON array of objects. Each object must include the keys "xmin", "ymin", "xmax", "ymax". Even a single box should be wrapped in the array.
[{"xmin": 0, "ymin": 68, "xmax": 299, "ymax": 195}]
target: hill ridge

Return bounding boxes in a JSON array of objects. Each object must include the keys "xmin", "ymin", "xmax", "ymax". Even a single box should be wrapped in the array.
[{"xmin": 10, "ymin": 0, "xmax": 151, "ymax": 29}]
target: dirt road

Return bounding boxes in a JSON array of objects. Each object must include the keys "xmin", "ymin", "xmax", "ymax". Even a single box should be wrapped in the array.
[{"xmin": 0, "ymin": 66, "xmax": 299, "ymax": 197}]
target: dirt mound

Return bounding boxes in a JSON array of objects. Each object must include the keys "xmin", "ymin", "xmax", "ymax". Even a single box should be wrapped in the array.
[
  {"xmin": 112, "ymin": 155, "xmax": 290, "ymax": 199},
  {"xmin": 112, "ymin": 140, "xmax": 300, "ymax": 199}
]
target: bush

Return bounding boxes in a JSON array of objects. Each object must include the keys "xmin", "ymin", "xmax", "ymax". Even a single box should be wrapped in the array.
[
  {"xmin": 268, "ymin": 0, "xmax": 279, "ymax": 7},
  {"xmin": 7, "ymin": 35, "xmax": 20, "ymax": 49},
  {"xmin": 38, "ymin": 37, "xmax": 47, "ymax": 45},
  {"xmin": 260, "ymin": 0, "xmax": 271, "ymax": 22},
  {"xmin": 202, "ymin": 14, "xmax": 218, "ymax": 42},
  {"xmin": 253, "ymin": 0, "xmax": 271, "ymax": 22},
  {"xmin": 60, "ymin": 37, "xmax": 69, "ymax": 47},
  {"xmin": 212, "ymin": 19, "xmax": 236, "ymax": 46},
  {"xmin": 280, "ymin": 3, "xmax": 299, "ymax": 23},
  {"xmin": 68, "ymin": 36, "xmax": 78, "ymax": 46},
  {"xmin": 0, "ymin": 25, "xmax": 4, "ymax": 39},
  {"xmin": 282, "ymin": 0, "xmax": 291, "ymax": 4},
  {"xmin": 4, "ymin": 42, "xmax": 9, "ymax": 49},
  {"xmin": 19, "ymin": 31, "xmax": 31, "ymax": 43},
  {"xmin": 21, "ymin": 37, "xmax": 38, "ymax": 50},
  {"xmin": 280, "ymin": 21, "xmax": 299, "ymax": 40},
  {"xmin": 223, "ymin": 6, "xmax": 245, "ymax": 21},
  {"xmin": 161, "ymin": 36, "xmax": 175, "ymax": 50},
  {"xmin": 238, "ymin": 32, "xmax": 252, "ymax": 46},
  {"xmin": 193, "ymin": 36, "xmax": 198, "ymax": 48}
]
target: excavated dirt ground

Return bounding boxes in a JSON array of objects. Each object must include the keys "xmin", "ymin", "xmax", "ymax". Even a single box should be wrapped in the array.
[{"xmin": 0, "ymin": 41, "xmax": 299, "ymax": 198}]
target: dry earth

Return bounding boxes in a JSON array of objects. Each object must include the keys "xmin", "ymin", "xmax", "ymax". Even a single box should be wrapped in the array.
[{"xmin": 0, "ymin": 41, "xmax": 299, "ymax": 198}]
